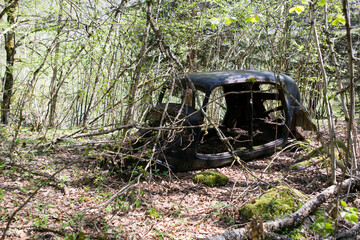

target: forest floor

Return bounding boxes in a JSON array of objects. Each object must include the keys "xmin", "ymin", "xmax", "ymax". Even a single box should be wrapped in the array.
[{"xmin": 0, "ymin": 120, "xmax": 359, "ymax": 240}]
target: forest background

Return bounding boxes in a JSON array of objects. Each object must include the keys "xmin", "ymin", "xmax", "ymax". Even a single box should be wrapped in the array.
[{"xmin": 0, "ymin": 0, "xmax": 360, "ymax": 239}]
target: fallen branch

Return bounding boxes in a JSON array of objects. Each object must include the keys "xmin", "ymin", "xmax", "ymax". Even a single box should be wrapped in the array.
[
  {"xmin": 199, "ymin": 178, "xmax": 359, "ymax": 240},
  {"xmin": 336, "ymin": 221, "xmax": 360, "ymax": 239}
]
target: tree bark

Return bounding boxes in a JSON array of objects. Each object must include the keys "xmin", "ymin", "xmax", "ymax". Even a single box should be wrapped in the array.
[
  {"xmin": 1, "ymin": 0, "xmax": 16, "ymax": 124},
  {"xmin": 48, "ymin": 0, "xmax": 63, "ymax": 127},
  {"xmin": 342, "ymin": 0, "xmax": 358, "ymax": 176},
  {"xmin": 199, "ymin": 178, "xmax": 359, "ymax": 240},
  {"xmin": 311, "ymin": 3, "xmax": 336, "ymax": 183},
  {"xmin": 0, "ymin": 0, "xmax": 18, "ymax": 21}
]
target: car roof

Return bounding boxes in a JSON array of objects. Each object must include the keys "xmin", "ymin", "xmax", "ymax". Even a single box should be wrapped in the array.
[
  {"xmin": 178, "ymin": 70, "xmax": 302, "ymax": 119},
  {"xmin": 179, "ymin": 70, "xmax": 296, "ymax": 93}
]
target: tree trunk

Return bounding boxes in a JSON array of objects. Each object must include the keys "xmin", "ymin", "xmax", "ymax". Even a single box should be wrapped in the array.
[
  {"xmin": 48, "ymin": 0, "xmax": 63, "ymax": 127},
  {"xmin": 1, "ymin": 0, "xmax": 16, "ymax": 124},
  {"xmin": 311, "ymin": 3, "xmax": 336, "ymax": 183},
  {"xmin": 342, "ymin": 0, "xmax": 358, "ymax": 176},
  {"xmin": 122, "ymin": 24, "xmax": 151, "ymax": 126}
]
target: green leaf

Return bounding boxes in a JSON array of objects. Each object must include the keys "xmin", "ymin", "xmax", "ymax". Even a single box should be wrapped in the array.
[
  {"xmin": 245, "ymin": 15, "xmax": 260, "ymax": 23},
  {"xmin": 224, "ymin": 17, "xmax": 237, "ymax": 25},
  {"xmin": 349, "ymin": 207, "xmax": 359, "ymax": 213},
  {"xmin": 35, "ymin": 221, "xmax": 40, "ymax": 227},
  {"xmin": 289, "ymin": 6, "xmax": 305, "ymax": 15},
  {"xmin": 314, "ymin": 222, "xmax": 323, "ymax": 231},
  {"xmin": 341, "ymin": 201, "xmax": 347, "ymax": 207},
  {"xmin": 339, "ymin": 16, "xmax": 346, "ymax": 25},
  {"xmin": 331, "ymin": 15, "xmax": 346, "ymax": 26},
  {"xmin": 340, "ymin": 211, "xmax": 347, "ymax": 218},
  {"xmin": 331, "ymin": 18, "xmax": 339, "ymax": 26},
  {"xmin": 350, "ymin": 214, "xmax": 359, "ymax": 223},
  {"xmin": 325, "ymin": 222, "xmax": 334, "ymax": 233},
  {"xmin": 328, "ymin": 94, "xmax": 335, "ymax": 100},
  {"xmin": 210, "ymin": 17, "xmax": 220, "ymax": 29},
  {"xmin": 318, "ymin": 0, "xmax": 326, "ymax": 6},
  {"xmin": 301, "ymin": 0, "xmax": 309, "ymax": 4}
]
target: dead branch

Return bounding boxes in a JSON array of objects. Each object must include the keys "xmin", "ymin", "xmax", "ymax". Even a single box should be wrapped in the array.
[
  {"xmin": 335, "ymin": 221, "xmax": 360, "ymax": 239},
  {"xmin": 199, "ymin": 178, "xmax": 359, "ymax": 240}
]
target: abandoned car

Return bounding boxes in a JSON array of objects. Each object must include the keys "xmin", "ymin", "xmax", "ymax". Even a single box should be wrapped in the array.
[{"xmin": 139, "ymin": 70, "xmax": 312, "ymax": 171}]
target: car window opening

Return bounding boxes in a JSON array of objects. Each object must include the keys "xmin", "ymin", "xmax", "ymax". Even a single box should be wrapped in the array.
[{"xmin": 197, "ymin": 83, "xmax": 287, "ymax": 155}]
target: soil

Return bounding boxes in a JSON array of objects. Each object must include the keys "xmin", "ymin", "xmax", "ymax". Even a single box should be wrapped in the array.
[{"xmin": 0, "ymin": 120, "xmax": 359, "ymax": 240}]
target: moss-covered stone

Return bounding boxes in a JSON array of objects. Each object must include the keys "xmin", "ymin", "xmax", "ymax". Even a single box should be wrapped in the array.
[
  {"xmin": 239, "ymin": 186, "xmax": 307, "ymax": 220},
  {"xmin": 192, "ymin": 170, "xmax": 228, "ymax": 187}
]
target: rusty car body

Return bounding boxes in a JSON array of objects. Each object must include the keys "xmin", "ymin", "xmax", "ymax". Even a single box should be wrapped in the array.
[{"xmin": 142, "ymin": 70, "xmax": 311, "ymax": 171}]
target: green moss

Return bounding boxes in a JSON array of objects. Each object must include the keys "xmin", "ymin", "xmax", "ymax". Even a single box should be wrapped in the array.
[
  {"xmin": 246, "ymin": 76, "xmax": 258, "ymax": 83},
  {"xmin": 293, "ymin": 139, "xmax": 348, "ymax": 169},
  {"xmin": 192, "ymin": 170, "xmax": 228, "ymax": 187},
  {"xmin": 308, "ymin": 139, "xmax": 347, "ymax": 160},
  {"xmin": 77, "ymin": 232, "xmax": 90, "ymax": 240},
  {"xmin": 278, "ymin": 227, "xmax": 306, "ymax": 239},
  {"xmin": 292, "ymin": 159, "xmax": 312, "ymax": 169},
  {"xmin": 240, "ymin": 186, "xmax": 307, "ymax": 220}
]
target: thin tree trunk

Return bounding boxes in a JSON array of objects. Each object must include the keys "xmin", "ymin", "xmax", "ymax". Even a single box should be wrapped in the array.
[
  {"xmin": 48, "ymin": 1, "xmax": 63, "ymax": 127},
  {"xmin": 82, "ymin": 2, "xmax": 126, "ymax": 127},
  {"xmin": 324, "ymin": 1, "xmax": 349, "ymax": 122},
  {"xmin": 311, "ymin": 3, "xmax": 336, "ymax": 183},
  {"xmin": 122, "ymin": 24, "xmax": 151, "ymax": 125},
  {"xmin": 1, "ymin": 0, "xmax": 16, "ymax": 124},
  {"xmin": 342, "ymin": 0, "xmax": 358, "ymax": 176}
]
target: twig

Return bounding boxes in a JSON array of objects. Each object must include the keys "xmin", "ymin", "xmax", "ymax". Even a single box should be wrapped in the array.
[{"xmin": 335, "ymin": 221, "xmax": 360, "ymax": 239}]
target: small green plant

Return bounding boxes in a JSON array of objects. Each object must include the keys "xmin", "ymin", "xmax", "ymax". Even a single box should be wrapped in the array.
[
  {"xmin": 60, "ymin": 173, "xmax": 69, "ymax": 181},
  {"xmin": 313, "ymin": 216, "xmax": 334, "ymax": 237},
  {"xmin": 34, "ymin": 214, "xmax": 49, "ymax": 228},
  {"xmin": 153, "ymin": 229, "xmax": 171, "ymax": 240},
  {"xmin": 313, "ymin": 201, "xmax": 359, "ymax": 237},
  {"xmin": 104, "ymin": 224, "xmax": 110, "ymax": 233},
  {"xmin": 148, "ymin": 208, "xmax": 162, "ymax": 218},
  {"xmin": 340, "ymin": 201, "xmax": 359, "ymax": 224},
  {"xmin": 78, "ymin": 196, "xmax": 89, "ymax": 202},
  {"xmin": 0, "ymin": 189, "xmax": 4, "ymax": 201},
  {"xmin": 211, "ymin": 201, "xmax": 236, "ymax": 224},
  {"xmin": 115, "ymin": 200, "xmax": 130, "ymax": 211},
  {"xmin": 133, "ymin": 199, "xmax": 141, "ymax": 208},
  {"xmin": 64, "ymin": 232, "xmax": 77, "ymax": 240},
  {"xmin": 170, "ymin": 204, "xmax": 183, "ymax": 218},
  {"xmin": 105, "ymin": 204, "xmax": 113, "ymax": 213}
]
